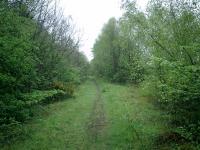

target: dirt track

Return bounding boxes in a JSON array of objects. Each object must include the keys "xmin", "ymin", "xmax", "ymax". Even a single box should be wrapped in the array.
[{"xmin": 87, "ymin": 80, "xmax": 107, "ymax": 149}]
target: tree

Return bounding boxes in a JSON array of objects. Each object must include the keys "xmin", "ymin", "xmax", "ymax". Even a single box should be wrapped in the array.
[
  {"xmin": 92, "ymin": 18, "xmax": 121, "ymax": 80},
  {"xmin": 0, "ymin": 0, "xmax": 89, "ymax": 142}
]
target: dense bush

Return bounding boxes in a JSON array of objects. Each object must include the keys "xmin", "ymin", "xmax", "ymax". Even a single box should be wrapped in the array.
[
  {"xmin": 150, "ymin": 59, "xmax": 200, "ymax": 142},
  {"xmin": 52, "ymin": 81, "xmax": 76, "ymax": 97},
  {"xmin": 0, "ymin": 0, "xmax": 88, "ymax": 143}
]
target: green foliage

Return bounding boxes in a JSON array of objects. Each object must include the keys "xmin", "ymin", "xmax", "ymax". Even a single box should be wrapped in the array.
[
  {"xmin": 52, "ymin": 81, "xmax": 76, "ymax": 97},
  {"xmin": 149, "ymin": 59, "xmax": 200, "ymax": 142},
  {"xmin": 23, "ymin": 89, "xmax": 67, "ymax": 105},
  {"xmin": 143, "ymin": 0, "xmax": 200, "ymax": 144},
  {"xmin": 0, "ymin": 0, "xmax": 88, "ymax": 143},
  {"xmin": 92, "ymin": 18, "xmax": 121, "ymax": 81},
  {"xmin": 92, "ymin": 17, "xmax": 144, "ymax": 83},
  {"xmin": 92, "ymin": 0, "xmax": 200, "ymax": 147}
]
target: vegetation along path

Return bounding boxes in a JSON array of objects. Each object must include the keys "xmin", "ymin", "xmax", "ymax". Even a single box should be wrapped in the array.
[{"xmin": 3, "ymin": 80, "xmax": 169, "ymax": 150}]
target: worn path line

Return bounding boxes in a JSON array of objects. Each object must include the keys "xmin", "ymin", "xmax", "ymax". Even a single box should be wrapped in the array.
[{"xmin": 86, "ymin": 80, "xmax": 107, "ymax": 149}]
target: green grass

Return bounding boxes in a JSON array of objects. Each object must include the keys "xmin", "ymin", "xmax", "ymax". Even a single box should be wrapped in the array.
[
  {"xmin": 3, "ymin": 81, "xmax": 96, "ymax": 150},
  {"xmin": 3, "ymin": 80, "xmax": 170, "ymax": 150},
  {"xmin": 99, "ymin": 81, "xmax": 169, "ymax": 150}
]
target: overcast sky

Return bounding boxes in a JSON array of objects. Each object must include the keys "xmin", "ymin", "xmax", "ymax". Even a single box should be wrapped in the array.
[{"xmin": 60, "ymin": 0, "xmax": 148, "ymax": 61}]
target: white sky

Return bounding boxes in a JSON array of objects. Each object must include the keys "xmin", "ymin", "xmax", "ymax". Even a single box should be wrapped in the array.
[{"xmin": 60, "ymin": 0, "xmax": 148, "ymax": 61}]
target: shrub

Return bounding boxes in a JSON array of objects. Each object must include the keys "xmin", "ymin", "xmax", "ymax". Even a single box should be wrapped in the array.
[
  {"xmin": 148, "ymin": 58, "xmax": 200, "ymax": 142},
  {"xmin": 52, "ymin": 81, "xmax": 75, "ymax": 97}
]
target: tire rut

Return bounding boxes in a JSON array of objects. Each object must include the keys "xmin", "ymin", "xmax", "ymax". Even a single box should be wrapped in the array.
[{"xmin": 86, "ymin": 80, "xmax": 107, "ymax": 149}]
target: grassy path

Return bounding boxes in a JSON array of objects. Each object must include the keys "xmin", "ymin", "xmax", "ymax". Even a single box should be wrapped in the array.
[
  {"xmin": 3, "ymin": 80, "xmax": 169, "ymax": 150},
  {"xmin": 86, "ymin": 80, "xmax": 107, "ymax": 149}
]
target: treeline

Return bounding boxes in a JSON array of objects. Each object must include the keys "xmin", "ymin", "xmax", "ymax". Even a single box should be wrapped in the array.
[
  {"xmin": 0, "ymin": 0, "xmax": 88, "ymax": 142},
  {"xmin": 92, "ymin": 0, "xmax": 200, "ymax": 147}
]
